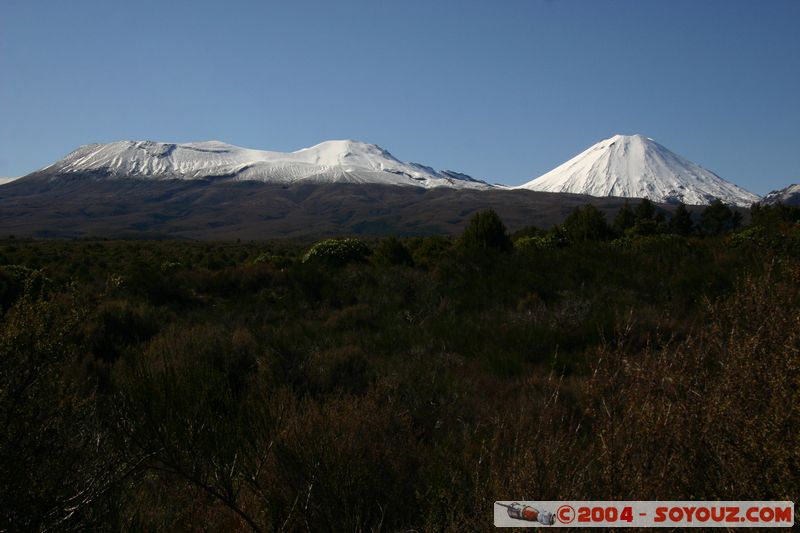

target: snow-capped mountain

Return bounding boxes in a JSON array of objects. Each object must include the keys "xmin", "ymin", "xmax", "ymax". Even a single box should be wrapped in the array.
[
  {"xmin": 762, "ymin": 184, "xmax": 800, "ymax": 205},
  {"xmin": 518, "ymin": 134, "xmax": 760, "ymax": 207},
  {"xmin": 0, "ymin": 176, "xmax": 19, "ymax": 185},
  {"xmin": 34, "ymin": 139, "xmax": 490, "ymax": 189}
]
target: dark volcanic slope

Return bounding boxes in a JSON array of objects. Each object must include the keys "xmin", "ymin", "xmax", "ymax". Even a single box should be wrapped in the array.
[{"xmin": 0, "ymin": 176, "xmax": 646, "ymax": 240}]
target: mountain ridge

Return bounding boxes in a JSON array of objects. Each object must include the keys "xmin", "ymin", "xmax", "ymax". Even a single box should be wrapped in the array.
[
  {"xmin": 2, "ymin": 133, "xmax": 765, "ymax": 239},
  {"xmin": 763, "ymin": 183, "xmax": 800, "ymax": 205},
  {"xmin": 14, "ymin": 135, "xmax": 769, "ymax": 207},
  {"xmin": 33, "ymin": 139, "xmax": 492, "ymax": 190},
  {"xmin": 0, "ymin": 178, "xmax": 668, "ymax": 240}
]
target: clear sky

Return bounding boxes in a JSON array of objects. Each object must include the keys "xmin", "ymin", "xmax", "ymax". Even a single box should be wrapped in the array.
[{"xmin": 1, "ymin": 0, "xmax": 798, "ymax": 193}]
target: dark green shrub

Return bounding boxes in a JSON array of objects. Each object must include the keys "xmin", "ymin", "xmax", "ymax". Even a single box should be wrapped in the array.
[
  {"xmin": 372, "ymin": 236, "xmax": 413, "ymax": 266},
  {"xmin": 514, "ymin": 233, "xmax": 563, "ymax": 251},
  {"xmin": 85, "ymin": 300, "xmax": 162, "ymax": 363},
  {"xmin": 750, "ymin": 202, "xmax": 800, "ymax": 229},
  {"xmin": 252, "ymin": 252, "xmax": 293, "ymax": 269},
  {"xmin": 408, "ymin": 235, "xmax": 453, "ymax": 268},
  {"xmin": 728, "ymin": 225, "xmax": 770, "ymax": 249},
  {"xmin": 460, "ymin": 209, "xmax": 512, "ymax": 253}
]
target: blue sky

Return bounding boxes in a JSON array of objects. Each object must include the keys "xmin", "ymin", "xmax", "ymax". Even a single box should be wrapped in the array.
[{"xmin": 1, "ymin": 0, "xmax": 798, "ymax": 193}]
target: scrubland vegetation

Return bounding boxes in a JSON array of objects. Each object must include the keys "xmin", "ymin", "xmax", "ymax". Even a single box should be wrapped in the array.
[{"xmin": 1, "ymin": 201, "xmax": 799, "ymax": 531}]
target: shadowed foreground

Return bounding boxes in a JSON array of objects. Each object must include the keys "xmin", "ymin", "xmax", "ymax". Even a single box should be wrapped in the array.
[{"xmin": 0, "ymin": 205, "xmax": 797, "ymax": 531}]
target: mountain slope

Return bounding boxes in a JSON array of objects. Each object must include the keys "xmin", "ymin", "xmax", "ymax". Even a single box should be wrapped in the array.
[
  {"xmin": 33, "ymin": 140, "xmax": 490, "ymax": 189},
  {"xmin": 763, "ymin": 184, "xmax": 800, "ymax": 205},
  {"xmin": 0, "ymin": 178, "xmax": 646, "ymax": 240},
  {"xmin": 518, "ymin": 134, "xmax": 760, "ymax": 207}
]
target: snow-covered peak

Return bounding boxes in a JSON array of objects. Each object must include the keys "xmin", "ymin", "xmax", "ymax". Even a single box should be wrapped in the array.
[
  {"xmin": 517, "ymin": 134, "xmax": 760, "ymax": 206},
  {"xmin": 763, "ymin": 183, "xmax": 800, "ymax": 205},
  {"xmin": 38, "ymin": 139, "xmax": 491, "ymax": 189},
  {"xmin": 607, "ymin": 133, "xmax": 649, "ymax": 143},
  {"xmin": 290, "ymin": 140, "xmax": 401, "ymax": 170}
]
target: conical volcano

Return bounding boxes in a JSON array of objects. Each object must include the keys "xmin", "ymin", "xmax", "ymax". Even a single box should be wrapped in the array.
[{"xmin": 518, "ymin": 134, "xmax": 759, "ymax": 206}]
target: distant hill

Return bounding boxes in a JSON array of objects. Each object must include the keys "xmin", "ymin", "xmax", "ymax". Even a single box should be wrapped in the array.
[{"xmin": 0, "ymin": 177, "xmax": 650, "ymax": 240}]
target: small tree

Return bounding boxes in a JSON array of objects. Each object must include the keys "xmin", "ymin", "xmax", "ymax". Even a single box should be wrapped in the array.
[
  {"xmin": 700, "ymin": 200, "xmax": 737, "ymax": 235},
  {"xmin": 668, "ymin": 203, "xmax": 694, "ymax": 236},
  {"xmin": 635, "ymin": 198, "xmax": 656, "ymax": 222},
  {"xmin": 613, "ymin": 202, "xmax": 636, "ymax": 236},
  {"xmin": 461, "ymin": 209, "xmax": 512, "ymax": 253},
  {"xmin": 732, "ymin": 210, "xmax": 743, "ymax": 231},
  {"xmin": 562, "ymin": 205, "xmax": 610, "ymax": 242},
  {"xmin": 627, "ymin": 198, "xmax": 665, "ymax": 236}
]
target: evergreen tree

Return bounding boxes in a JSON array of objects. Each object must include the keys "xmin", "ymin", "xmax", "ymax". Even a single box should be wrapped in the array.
[
  {"xmin": 461, "ymin": 209, "xmax": 512, "ymax": 253},
  {"xmin": 635, "ymin": 198, "xmax": 656, "ymax": 221},
  {"xmin": 668, "ymin": 203, "xmax": 694, "ymax": 236},
  {"xmin": 750, "ymin": 202, "xmax": 800, "ymax": 229},
  {"xmin": 732, "ymin": 210, "xmax": 743, "ymax": 231},
  {"xmin": 613, "ymin": 202, "xmax": 636, "ymax": 236},
  {"xmin": 562, "ymin": 205, "xmax": 610, "ymax": 242},
  {"xmin": 628, "ymin": 198, "xmax": 662, "ymax": 236},
  {"xmin": 700, "ymin": 199, "xmax": 736, "ymax": 235}
]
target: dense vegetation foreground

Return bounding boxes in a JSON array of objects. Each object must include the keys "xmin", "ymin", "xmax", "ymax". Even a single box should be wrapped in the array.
[{"xmin": 1, "ymin": 202, "xmax": 799, "ymax": 531}]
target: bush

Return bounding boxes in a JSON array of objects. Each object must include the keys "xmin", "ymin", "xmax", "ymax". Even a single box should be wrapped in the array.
[
  {"xmin": 252, "ymin": 252, "xmax": 294, "ymax": 269},
  {"xmin": 372, "ymin": 236, "xmax": 413, "ymax": 266},
  {"xmin": 514, "ymin": 233, "xmax": 563, "ymax": 251},
  {"xmin": 85, "ymin": 300, "xmax": 162, "ymax": 363},
  {"xmin": 407, "ymin": 235, "xmax": 453, "ymax": 268},
  {"xmin": 0, "ymin": 285, "xmax": 113, "ymax": 531},
  {"xmin": 111, "ymin": 324, "xmax": 276, "ymax": 531},
  {"xmin": 302, "ymin": 238, "xmax": 371, "ymax": 266}
]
